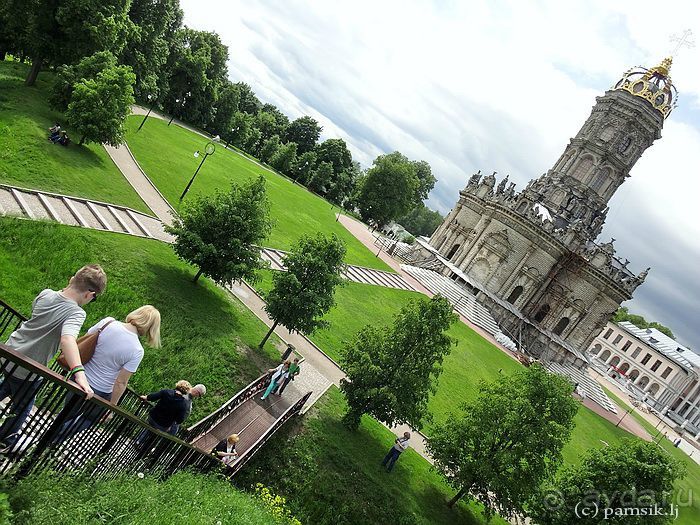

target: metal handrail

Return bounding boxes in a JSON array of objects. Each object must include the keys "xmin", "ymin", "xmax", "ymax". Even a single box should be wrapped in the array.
[
  {"xmin": 0, "ymin": 343, "xmax": 221, "ymax": 479},
  {"xmin": 183, "ymin": 373, "xmax": 271, "ymax": 442},
  {"xmin": 225, "ymin": 390, "xmax": 312, "ymax": 477}
]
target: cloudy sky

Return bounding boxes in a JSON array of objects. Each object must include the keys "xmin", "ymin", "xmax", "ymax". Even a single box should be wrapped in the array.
[{"xmin": 180, "ymin": 0, "xmax": 700, "ymax": 350}]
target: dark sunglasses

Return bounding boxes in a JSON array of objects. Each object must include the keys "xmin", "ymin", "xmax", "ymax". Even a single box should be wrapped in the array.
[{"xmin": 89, "ymin": 289, "xmax": 99, "ymax": 302}]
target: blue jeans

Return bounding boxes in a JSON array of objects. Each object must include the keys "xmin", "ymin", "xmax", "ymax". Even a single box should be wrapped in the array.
[
  {"xmin": 0, "ymin": 373, "xmax": 44, "ymax": 447},
  {"xmin": 382, "ymin": 447, "xmax": 402, "ymax": 472},
  {"xmin": 52, "ymin": 389, "xmax": 112, "ymax": 444},
  {"xmin": 135, "ymin": 415, "xmax": 172, "ymax": 449}
]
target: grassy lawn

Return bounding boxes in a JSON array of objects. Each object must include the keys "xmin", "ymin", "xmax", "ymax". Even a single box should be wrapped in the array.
[
  {"xmin": 0, "ymin": 217, "xmax": 283, "ymax": 420},
  {"xmin": 603, "ymin": 387, "xmax": 700, "ymax": 524},
  {"xmin": 0, "ymin": 60, "xmax": 152, "ymax": 214},
  {"xmin": 124, "ymin": 116, "xmax": 392, "ymax": 271},
  {"xmin": 237, "ymin": 386, "xmax": 508, "ymax": 525},
  {"xmin": 4, "ymin": 471, "xmax": 287, "ymax": 525}
]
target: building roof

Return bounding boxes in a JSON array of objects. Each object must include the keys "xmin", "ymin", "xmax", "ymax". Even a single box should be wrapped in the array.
[{"xmin": 617, "ymin": 321, "xmax": 700, "ymax": 370}]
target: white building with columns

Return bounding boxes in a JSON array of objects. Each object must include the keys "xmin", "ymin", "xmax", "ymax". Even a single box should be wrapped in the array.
[{"xmin": 589, "ymin": 321, "xmax": 700, "ymax": 436}]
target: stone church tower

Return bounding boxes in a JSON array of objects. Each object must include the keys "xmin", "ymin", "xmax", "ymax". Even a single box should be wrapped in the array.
[{"xmin": 425, "ymin": 58, "xmax": 677, "ymax": 366}]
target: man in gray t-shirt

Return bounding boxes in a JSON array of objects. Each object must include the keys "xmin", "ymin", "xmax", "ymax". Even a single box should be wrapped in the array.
[{"xmin": 0, "ymin": 265, "xmax": 106, "ymax": 450}]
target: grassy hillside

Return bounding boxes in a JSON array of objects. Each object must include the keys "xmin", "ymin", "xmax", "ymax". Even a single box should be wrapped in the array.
[
  {"xmin": 124, "ymin": 116, "xmax": 392, "ymax": 271},
  {"xmin": 0, "ymin": 60, "xmax": 151, "ymax": 214}
]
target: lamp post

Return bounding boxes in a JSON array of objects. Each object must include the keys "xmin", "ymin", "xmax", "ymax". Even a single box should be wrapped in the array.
[
  {"xmin": 136, "ymin": 94, "xmax": 154, "ymax": 132},
  {"xmin": 180, "ymin": 137, "xmax": 219, "ymax": 201},
  {"xmin": 168, "ymin": 91, "xmax": 191, "ymax": 126}
]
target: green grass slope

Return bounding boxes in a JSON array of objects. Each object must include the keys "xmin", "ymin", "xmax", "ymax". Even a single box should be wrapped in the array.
[
  {"xmin": 0, "ymin": 60, "xmax": 151, "ymax": 214},
  {"xmin": 124, "ymin": 116, "xmax": 392, "ymax": 271}
]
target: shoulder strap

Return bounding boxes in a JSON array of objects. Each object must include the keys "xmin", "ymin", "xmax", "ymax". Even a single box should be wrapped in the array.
[{"xmin": 96, "ymin": 319, "xmax": 116, "ymax": 335}]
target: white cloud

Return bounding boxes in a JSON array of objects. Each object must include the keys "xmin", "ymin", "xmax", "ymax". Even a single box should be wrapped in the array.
[{"xmin": 180, "ymin": 0, "xmax": 700, "ymax": 348}]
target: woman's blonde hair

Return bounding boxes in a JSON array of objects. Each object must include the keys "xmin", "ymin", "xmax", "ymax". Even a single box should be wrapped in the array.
[
  {"xmin": 126, "ymin": 305, "xmax": 161, "ymax": 348},
  {"xmin": 175, "ymin": 380, "xmax": 192, "ymax": 394},
  {"xmin": 227, "ymin": 434, "xmax": 240, "ymax": 444}
]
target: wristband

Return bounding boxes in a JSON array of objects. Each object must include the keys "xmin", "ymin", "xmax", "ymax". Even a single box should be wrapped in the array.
[{"xmin": 66, "ymin": 365, "xmax": 85, "ymax": 380}]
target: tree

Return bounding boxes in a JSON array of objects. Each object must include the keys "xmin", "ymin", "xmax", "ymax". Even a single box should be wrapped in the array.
[
  {"xmin": 209, "ymin": 81, "xmax": 241, "ymax": 137},
  {"xmin": 426, "ymin": 364, "xmax": 578, "ymax": 518},
  {"xmin": 412, "ymin": 160, "xmax": 436, "ymax": 202},
  {"xmin": 285, "ymin": 115, "xmax": 322, "ymax": 154},
  {"xmin": 327, "ymin": 160, "xmax": 362, "ymax": 207},
  {"xmin": 120, "ymin": 0, "xmax": 182, "ymax": 100},
  {"xmin": 65, "ymin": 61, "xmax": 135, "ymax": 145},
  {"xmin": 259, "ymin": 233, "xmax": 346, "ymax": 348},
  {"xmin": 17, "ymin": 0, "xmax": 133, "ymax": 86},
  {"xmin": 259, "ymin": 135, "xmax": 281, "ymax": 164},
  {"xmin": 307, "ymin": 161, "xmax": 333, "ymax": 194},
  {"xmin": 164, "ymin": 176, "xmax": 273, "ymax": 283},
  {"xmin": 293, "ymin": 151, "xmax": 317, "ymax": 184},
  {"xmin": 340, "ymin": 295, "xmax": 457, "ymax": 430},
  {"xmin": 397, "ymin": 204, "xmax": 444, "ymax": 237},
  {"xmin": 269, "ymin": 142, "xmax": 298, "ymax": 175},
  {"xmin": 50, "ymin": 50, "xmax": 118, "ymax": 111},
  {"xmin": 315, "ymin": 138, "xmax": 353, "ymax": 175},
  {"xmin": 355, "ymin": 151, "xmax": 420, "ymax": 227},
  {"xmin": 234, "ymin": 81, "xmax": 261, "ymax": 115},
  {"xmin": 260, "ymin": 103, "xmax": 289, "ymax": 134},
  {"xmin": 612, "ymin": 307, "xmax": 675, "ymax": 339},
  {"xmin": 528, "ymin": 439, "xmax": 685, "ymax": 525}
]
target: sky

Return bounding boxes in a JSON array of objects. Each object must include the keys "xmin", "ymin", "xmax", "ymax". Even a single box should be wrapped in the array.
[{"xmin": 180, "ymin": 0, "xmax": 700, "ymax": 350}]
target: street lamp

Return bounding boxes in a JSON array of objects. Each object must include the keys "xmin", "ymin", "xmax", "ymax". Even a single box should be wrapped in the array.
[
  {"xmin": 180, "ymin": 137, "xmax": 219, "ymax": 201},
  {"xmin": 168, "ymin": 91, "xmax": 191, "ymax": 126},
  {"xmin": 137, "ymin": 94, "xmax": 154, "ymax": 132}
]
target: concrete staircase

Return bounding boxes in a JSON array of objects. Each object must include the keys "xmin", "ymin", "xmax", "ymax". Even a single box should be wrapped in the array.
[
  {"xmin": 544, "ymin": 361, "xmax": 618, "ymax": 413},
  {"xmin": 260, "ymin": 247, "xmax": 415, "ymax": 291},
  {"xmin": 0, "ymin": 184, "xmax": 172, "ymax": 242},
  {"xmin": 400, "ymin": 264, "xmax": 501, "ymax": 336}
]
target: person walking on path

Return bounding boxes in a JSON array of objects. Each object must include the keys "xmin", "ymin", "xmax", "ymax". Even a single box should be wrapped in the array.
[
  {"xmin": 171, "ymin": 383, "xmax": 206, "ymax": 436},
  {"xmin": 211, "ymin": 433, "xmax": 240, "ymax": 465},
  {"xmin": 0, "ymin": 265, "xmax": 106, "ymax": 452},
  {"xmin": 381, "ymin": 431, "xmax": 411, "ymax": 472},
  {"xmin": 275, "ymin": 358, "xmax": 300, "ymax": 396},
  {"xmin": 53, "ymin": 305, "xmax": 161, "ymax": 443},
  {"xmin": 261, "ymin": 361, "xmax": 289, "ymax": 400},
  {"xmin": 136, "ymin": 380, "xmax": 191, "ymax": 450}
]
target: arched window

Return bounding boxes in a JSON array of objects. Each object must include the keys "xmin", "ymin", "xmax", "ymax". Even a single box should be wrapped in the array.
[
  {"xmin": 552, "ymin": 317, "xmax": 570, "ymax": 335},
  {"xmin": 447, "ymin": 244, "xmax": 460, "ymax": 259},
  {"xmin": 591, "ymin": 168, "xmax": 611, "ymax": 192},
  {"xmin": 599, "ymin": 349, "xmax": 611, "ymax": 362},
  {"xmin": 628, "ymin": 369, "xmax": 640, "ymax": 381},
  {"xmin": 619, "ymin": 362, "xmax": 630, "ymax": 374},
  {"xmin": 638, "ymin": 376, "xmax": 650, "ymax": 389},
  {"xmin": 507, "ymin": 285, "xmax": 523, "ymax": 304},
  {"xmin": 571, "ymin": 156, "xmax": 594, "ymax": 181},
  {"xmin": 610, "ymin": 356, "xmax": 621, "ymax": 368},
  {"xmin": 648, "ymin": 383, "xmax": 660, "ymax": 396},
  {"xmin": 534, "ymin": 304, "xmax": 550, "ymax": 323}
]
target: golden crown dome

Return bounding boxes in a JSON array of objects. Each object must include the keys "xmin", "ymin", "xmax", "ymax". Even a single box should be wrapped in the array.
[{"xmin": 613, "ymin": 57, "xmax": 677, "ymax": 118}]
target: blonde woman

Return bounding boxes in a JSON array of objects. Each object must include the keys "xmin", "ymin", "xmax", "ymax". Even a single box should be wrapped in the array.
[
  {"xmin": 211, "ymin": 433, "xmax": 240, "ymax": 465},
  {"xmin": 54, "ymin": 305, "xmax": 161, "ymax": 443}
]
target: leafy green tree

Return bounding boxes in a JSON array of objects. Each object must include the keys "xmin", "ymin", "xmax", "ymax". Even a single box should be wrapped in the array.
[
  {"xmin": 427, "ymin": 364, "xmax": 578, "ymax": 517},
  {"xmin": 65, "ymin": 61, "xmax": 135, "ymax": 145},
  {"xmin": 340, "ymin": 295, "xmax": 457, "ymax": 430},
  {"xmin": 260, "ymin": 103, "xmax": 289, "ymax": 134},
  {"xmin": 269, "ymin": 142, "xmax": 298, "ymax": 175},
  {"xmin": 612, "ymin": 307, "xmax": 675, "ymax": 339},
  {"xmin": 528, "ymin": 439, "xmax": 685, "ymax": 525},
  {"xmin": 16, "ymin": 0, "xmax": 133, "ymax": 86},
  {"xmin": 327, "ymin": 160, "xmax": 362, "ymax": 207},
  {"xmin": 259, "ymin": 135, "xmax": 281, "ymax": 164},
  {"xmin": 355, "ymin": 151, "xmax": 420, "ymax": 227},
  {"xmin": 285, "ymin": 115, "xmax": 322, "ymax": 154},
  {"xmin": 307, "ymin": 161, "xmax": 333, "ymax": 194},
  {"xmin": 209, "ymin": 81, "xmax": 241, "ymax": 137},
  {"xmin": 224, "ymin": 111, "xmax": 255, "ymax": 149},
  {"xmin": 164, "ymin": 28, "xmax": 229, "ymax": 128},
  {"xmin": 315, "ymin": 138, "xmax": 353, "ymax": 175},
  {"xmin": 234, "ymin": 81, "xmax": 261, "ymax": 114},
  {"xmin": 259, "ymin": 233, "xmax": 346, "ymax": 348},
  {"xmin": 120, "ymin": 0, "xmax": 182, "ymax": 100},
  {"xmin": 50, "ymin": 50, "xmax": 118, "ymax": 111},
  {"xmin": 412, "ymin": 160, "xmax": 436, "ymax": 201},
  {"xmin": 165, "ymin": 176, "xmax": 273, "ymax": 283},
  {"xmin": 293, "ymin": 151, "xmax": 317, "ymax": 184},
  {"xmin": 397, "ymin": 204, "xmax": 444, "ymax": 237}
]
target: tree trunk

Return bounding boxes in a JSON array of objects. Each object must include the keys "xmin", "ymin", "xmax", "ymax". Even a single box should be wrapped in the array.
[
  {"xmin": 447, "ymin": 487, "xmax": 469, "ymax": 508},
  {"xmin": 259, "ymin": 320, "xmax": 278, "ymax": 348},
  {"xmin": 79, "ymin": 135, "xmax": 86, "ymax": 145},
  {"xmin": 25, "ymin": 57, "xmax": 43, "ymax": 86},
  {"xmin": 192, "ymin": 268, "xmax": 204, "ymax": 282}
]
